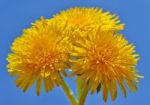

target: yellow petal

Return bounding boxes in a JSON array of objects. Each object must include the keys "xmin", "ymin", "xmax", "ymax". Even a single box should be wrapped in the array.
[
  {"xmin": 36, "ymin": 77, "xmax": 42, "ymax": 96},
  {"xmin": 103, "ymin": 85, "xmax": 108, "ymax": 102},
  {"xmin": 126, "ymin": 80, "xmax": 137, "ymax": 92}
]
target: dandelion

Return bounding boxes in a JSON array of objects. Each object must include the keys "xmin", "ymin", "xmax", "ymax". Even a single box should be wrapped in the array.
[
  {"xmin": 53, "ymin": 7, "xmax": 124, "ymax": 35},
  {"xmin": 7, "ymin": 17, "xmax": 72, "ymax": 95},
  {"xmin": 6, "ymin": 7, "xmax": 143, "ymax": 105},
  {"xmin": 70, "ymin": 28, "xmax": 143, "ymax": 102}
]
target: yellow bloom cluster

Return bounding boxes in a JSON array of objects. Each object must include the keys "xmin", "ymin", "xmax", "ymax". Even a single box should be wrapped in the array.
[{"xmin": 7, "ymin": 7, "xmax": 142, "ymax": 101}]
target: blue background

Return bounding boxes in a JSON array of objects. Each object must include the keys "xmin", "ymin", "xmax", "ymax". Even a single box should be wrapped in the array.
[{"xmin": 0, "ymin": 0, "xmax": 149, "ymax": 105}]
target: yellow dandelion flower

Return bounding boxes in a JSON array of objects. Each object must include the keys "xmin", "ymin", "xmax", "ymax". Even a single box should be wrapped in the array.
[
  {"xmin": 53, "ymin": 7, "xmax": 124, "ymax": 35},
  {"xmin": 7, "ymin": 17, "xmax": 71, "ymax": 95},
  {"xmin": 70, "ymin": 28, "xmax": 143, "ymax": 102}
]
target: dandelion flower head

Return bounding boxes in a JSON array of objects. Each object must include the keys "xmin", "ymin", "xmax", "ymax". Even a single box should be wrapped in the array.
[
  {"xmin": 7, "ymin": 17, "xmax": 71, "ymax": 95},
  {"xmin": 70, "ymin": 28, "xmax": 142, "ymax": 102},
  {"xmin": 54, "ymin": 7, "xmax": 124, "ymax": 36}
]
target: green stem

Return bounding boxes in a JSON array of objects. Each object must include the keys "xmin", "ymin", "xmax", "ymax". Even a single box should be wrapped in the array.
[
  {"xmin": 76, "ymin": 78, "xmax": 82, "ymax": 100},
  {"xmin": 78, "ymin": 85, "xmax": 90, "ymax": 105},
  {"xmin": 59, "ymin": 76, "xmax": 78, "ymax": 105}
]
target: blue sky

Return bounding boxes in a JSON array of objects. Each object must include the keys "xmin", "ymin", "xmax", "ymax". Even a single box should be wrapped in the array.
[{"xmin": 0, "ymin": 0, "xmax": 150, "ymax": 105}]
